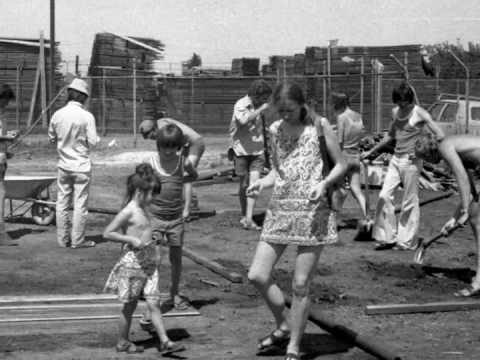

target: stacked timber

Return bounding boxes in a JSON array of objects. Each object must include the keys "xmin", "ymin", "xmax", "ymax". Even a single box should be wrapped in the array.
[
  {"xmin": 87, "ymin": 32, "xmax": 164, "ymax": 133},
  {"xmin": 231, "ymin": 58, "xmax": 260, "ymax": 76},
  {"xmin": 0, "ymin": 37, "xmax": 62, "ymax": 130},
  {"xmin": 293, "ymin": 53, "xmax": 306, "ymax": 75}
]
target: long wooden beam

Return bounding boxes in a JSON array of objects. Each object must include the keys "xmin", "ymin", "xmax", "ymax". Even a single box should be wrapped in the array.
[
  {"xmin": 365, "ymin": 300, "xmax": 480, "ymax": 315},
  {"xmin": 285, "ymin": 297, "xmax": 402, "ymax": 360}
]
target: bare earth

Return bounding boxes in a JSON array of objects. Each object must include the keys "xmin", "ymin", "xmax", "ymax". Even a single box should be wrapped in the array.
[{"xmin": 0, "ymin": 135, "xmax": 479, "ymax": 360}]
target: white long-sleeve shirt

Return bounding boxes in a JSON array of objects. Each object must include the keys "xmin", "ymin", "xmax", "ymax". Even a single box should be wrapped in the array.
[{"xmin": 48, "ymin": 101, "xmax": 99, "ymax": 172}]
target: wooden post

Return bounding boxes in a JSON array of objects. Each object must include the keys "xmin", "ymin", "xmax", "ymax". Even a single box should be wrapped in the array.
[
  {"xmin": 101, "ymin": 68, "xmax": 106, "ymax": 136},
  {"xmin": 15, "ymin": 64, "xmax": 20, "ymax": 129},
  {"xmin": 39, "ymin": 31, "xmax": 48, "ymax": 128},
  {"xmin": 132, "ymin": 58, "xmax": 137, "ymax": 148},
  {"xmin": 360, "ymin": 57, "xmax": 364, "ymax": 115},
  {"xmin": 26, "ymin": 57, "xmax": 41, "ymax": 128}
]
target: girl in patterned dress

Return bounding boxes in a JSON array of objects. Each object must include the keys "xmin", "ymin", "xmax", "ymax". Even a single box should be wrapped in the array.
[
  {"xmin": 247, "ymin": 83, "xmax": 347, "ymax": 360},
  {"xmin": 103, "ymin": 164, "xmax": 184, "ymax": 355}
]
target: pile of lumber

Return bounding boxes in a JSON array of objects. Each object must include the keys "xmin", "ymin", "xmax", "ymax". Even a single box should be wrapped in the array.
[
  {"xmin": 0, "ymin": 37, "xmax": 62, "ymax": 130},
  {"xmin": 231, "ymin": 58, "xmax": 260, "ymax": 76},
  {"xmin": 87, "ymin": 32, "xmax": 165, "ymax": 133}
]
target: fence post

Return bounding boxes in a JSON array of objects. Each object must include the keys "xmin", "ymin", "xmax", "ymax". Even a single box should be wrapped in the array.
[
  {"xmin": 190, "ymin": 73, "xmax": 194, "ymax": 124},
  {"xmin": 133, "ymin": 58, "xmax": 137, "ymax": 148},
  {"xmin": 15, "ymin": 64, "xmax": 21, "ymax": 129}
]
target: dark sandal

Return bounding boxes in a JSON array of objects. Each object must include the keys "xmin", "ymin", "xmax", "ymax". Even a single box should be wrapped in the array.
[
  {"xmin": 285, "ymin": 353, "xmax": 300, "ymax": 360},
  {"xmin": 116, "ymin": 341, "xmax": 144, "ymax": 353},
  {"xmin": 174, "ymin": 296, "xmax": 191, "ymax": 310},
  {"xmin": 258, "ymin": 328, "xmax": 290, "ymax": 351},
  {"xmin": 158, "ymin": 340, "xmax": 185, "ymax": 355},
  {"xmin": 454, "ymin": 284, "xmax": 480, "ymax": 297}
]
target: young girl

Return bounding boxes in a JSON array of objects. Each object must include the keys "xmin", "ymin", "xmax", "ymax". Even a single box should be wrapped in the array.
[
  {"xmin": 247, "ymin": 82, "xmax": 346, "ymax": 360},
  {"xmin": 332, "ymin": 92, "xmax": 368, "ymax": 221},
  {"xmin": 103, "ymin": 163, "xmax": 185, "ymax": 355}
]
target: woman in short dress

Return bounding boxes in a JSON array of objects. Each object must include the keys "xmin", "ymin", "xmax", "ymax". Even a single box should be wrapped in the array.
[{"xmin": 247, "ymin": 82, "xmax": 346, "ymax": 360}]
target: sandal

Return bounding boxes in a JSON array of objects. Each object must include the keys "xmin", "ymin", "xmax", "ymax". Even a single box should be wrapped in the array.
[
  {"xmin": 116, "ymin": 340, "xmax": 144, "ymax": 353},
  {"xmin": 454, "ymin": 284, "xmax": 480, "ymax": 297},
  {"xmin": 257, "ymin": 328, "xmax": 290, "ymax": 352},
  {"xmin": 71, "ymin": 241, "xmax": 96, "ymax": 249},
  {"xmin": 285, "ymin": 353, "xmax": 300, "ymax": 360},
  {"xmin": 241, "ymin": 218, "xmax": 261, "ymax": 231},
  {"xmin": 158, "ymin": 340, "xmax": 185, "ymax": 355},
  {"xmin": 139, "ymin": 318, "xmax": 155, "ymax": 333}
]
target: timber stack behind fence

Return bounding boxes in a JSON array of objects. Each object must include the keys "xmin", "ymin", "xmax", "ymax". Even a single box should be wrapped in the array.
[{"xmin": 0, "ymin": 37, "xmax": 63, "ymax": 131}]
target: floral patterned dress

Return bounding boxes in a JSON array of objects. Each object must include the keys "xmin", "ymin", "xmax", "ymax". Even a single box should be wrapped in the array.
[
  {"xmin": 104, "ymin": 242, "xmax": 160, "ymax": 303},
  {"xmin": 260, "ymin": 120, "xmax": 335, "ymax": 246}
]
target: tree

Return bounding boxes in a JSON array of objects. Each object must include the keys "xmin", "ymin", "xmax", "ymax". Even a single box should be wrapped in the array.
[{"xmin": 185, "ymin": 53, "xmax": 202, "ymax": 68}]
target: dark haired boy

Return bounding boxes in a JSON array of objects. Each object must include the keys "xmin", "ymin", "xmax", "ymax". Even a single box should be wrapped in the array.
[{"xmin": 146, "ymin": 123, "xmax": 197, "ymax": 312}]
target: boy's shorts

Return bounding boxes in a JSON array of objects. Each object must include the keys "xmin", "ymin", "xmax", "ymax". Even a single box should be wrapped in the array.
[
  {"xmin": 151, "ymin": 217, "xmax": 184, "ymax": 247},
  {"xmin": 234, "ymin": 154, "xmax": 265, "ymax": 177}
]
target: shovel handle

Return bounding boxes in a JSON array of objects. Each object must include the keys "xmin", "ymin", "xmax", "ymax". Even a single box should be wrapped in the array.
[{"xmin": 423, "ymin": 224, "xmax": 461, "ymax": 249}]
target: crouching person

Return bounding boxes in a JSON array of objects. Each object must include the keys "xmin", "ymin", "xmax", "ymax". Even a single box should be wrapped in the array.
[{"xmin": 415, "ymin": 133, "xmax": 480, "ymax": 297}]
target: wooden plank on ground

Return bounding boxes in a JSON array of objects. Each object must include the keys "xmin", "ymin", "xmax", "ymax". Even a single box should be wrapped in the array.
[
  {"xmin": 365, "ymin": 300, "xmax": 480, "ymax": 315},
  {"xmin": 0, "ymin": 294, "xmax": 116, "ymax": 305},
  {"xmin": 183, "ymin": 246, "xmax": 243, "ymax": 283},
  {"xmin": 0, "ymin": 300, "xmax": 200, "ymax": 324}
]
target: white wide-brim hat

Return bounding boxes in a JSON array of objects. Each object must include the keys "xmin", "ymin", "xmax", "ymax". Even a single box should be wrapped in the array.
[{"xmin": 68, "ymin": 78, "xmax": 89, "ymax": 96}]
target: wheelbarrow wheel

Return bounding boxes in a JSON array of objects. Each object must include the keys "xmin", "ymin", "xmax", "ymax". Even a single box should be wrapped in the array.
[{"xmin": 31, "ymin": 203, "xmax": 56, "ymax": 226}]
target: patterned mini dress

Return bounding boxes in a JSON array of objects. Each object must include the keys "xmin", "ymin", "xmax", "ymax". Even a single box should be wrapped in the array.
[
  {"xmin": 104, "ymin": 242, "xmax": 160, "ymax": 303},
  {"xmin": 260, "ymin": 120, "xmax": 335, "ymax": 246}
]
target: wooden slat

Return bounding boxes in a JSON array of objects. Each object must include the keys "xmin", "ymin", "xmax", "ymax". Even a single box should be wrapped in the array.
[{"xmin": 365, "ymin": 300, "xmax": 480, "ymax": 315}]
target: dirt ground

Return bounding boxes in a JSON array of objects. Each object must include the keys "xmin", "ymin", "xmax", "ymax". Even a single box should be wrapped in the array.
[{"xmin": 0, "ymin": 134, "xmax": 479, "ymax": 360}]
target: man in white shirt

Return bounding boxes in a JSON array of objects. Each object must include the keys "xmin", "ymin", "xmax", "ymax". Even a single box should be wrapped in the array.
[
  {"xmin": 230, "ymin": 80, "xmax": 272, "ymax": 230},
  {"xmin": 48, "ymin": 78, "xmax": 99, "ymax": 248}
]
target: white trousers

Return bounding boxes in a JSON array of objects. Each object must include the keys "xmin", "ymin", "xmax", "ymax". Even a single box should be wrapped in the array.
[
  {"xmin": 56, "ymin": 168, "xmax": 91, "ymax": 246},
  {"xmin": 372, "ymin": 155, "xmax": 421, "ymax": 248}
]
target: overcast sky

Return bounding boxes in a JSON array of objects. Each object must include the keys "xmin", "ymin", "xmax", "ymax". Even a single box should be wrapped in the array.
[{"xmin": 2, "ymin": 0, "xmax": 480, "ymax": 71}]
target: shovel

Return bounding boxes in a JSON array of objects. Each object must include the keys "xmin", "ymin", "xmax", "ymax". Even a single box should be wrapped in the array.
[
  {"xmin": 354, "ymin": 161, "xmax": 374, "ymax": 242},
  {"xmin": 413, "ymin": 224, "xmax": 461, "ymax": 265}
]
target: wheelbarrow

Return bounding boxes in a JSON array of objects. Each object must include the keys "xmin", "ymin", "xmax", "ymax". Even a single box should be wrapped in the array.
[{"xmin": 5, "ymin": 174, "xmax": 57, "ymax": 226}]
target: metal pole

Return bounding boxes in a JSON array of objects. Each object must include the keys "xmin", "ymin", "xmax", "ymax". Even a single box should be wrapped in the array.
[
  {"xmin": 360, "ymin": 57, "xmax": 364, "ymax": 115},
  {"xmin": 322, "ymin": 61, "xmax": 327, "ymax": 114},
  {"xmin": 49, "ymin": 0, "xmax": 55, "ymax": 118},
  {"xmin": 327, "ymin": 45, "xmax": 331, "ymax": 93},
  {"xmin": 448, "ymin": 49, "xmax": 470, "ymax": 133},
  {"xmin": 133, "ymin": 59, "xmax": 137, "ymax": 147}
]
